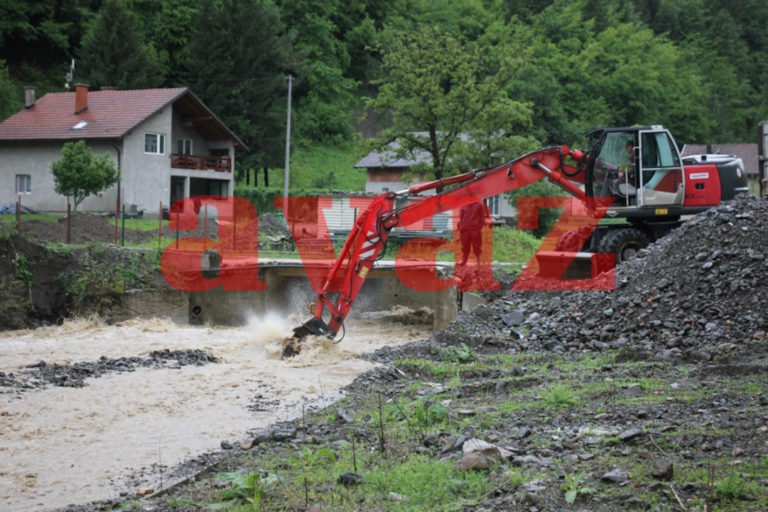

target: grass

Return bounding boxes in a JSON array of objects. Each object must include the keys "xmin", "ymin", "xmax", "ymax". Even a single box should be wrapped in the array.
[
  {"xmin": 492, "ymin": 225, "xmax": 543, "ymax": 264},
  {"xmin": 362, "ymin": 456, "xmax": 491, "ymax": 511},
  {"xmin": 243, "ymin": 140, "xmax": 366, "ymax": 192},
  {"xmin": 540, "ymin": 384, "xmax": 578, "ymax": 408}
]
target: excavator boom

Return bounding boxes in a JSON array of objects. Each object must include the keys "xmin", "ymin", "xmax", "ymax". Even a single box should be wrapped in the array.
[{"xmin": 284, "ymin": 145, "xmax": 587, "ymax": 354}]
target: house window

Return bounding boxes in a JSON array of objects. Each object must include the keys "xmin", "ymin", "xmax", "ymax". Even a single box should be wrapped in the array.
[
  {"xmin": 487, "ymin": 195, "xmax": 500, "ymax": 216},
  {"xmin": 177, "ymin": 138, "xmax": 193, "ymax": 155},
  {"xmin": 144, "ymin": 133, "xmax": 165, "ymax": 154},
  {"xmin": 15, "ymin": 174, "xmax": 31, "ymax": 194}
]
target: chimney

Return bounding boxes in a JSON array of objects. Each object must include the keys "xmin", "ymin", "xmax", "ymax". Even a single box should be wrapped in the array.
[
  {"xmin": 74, "ymin": 83, "xmax": 89, "ymax": 114},
  {"xmin": 24, "ymin": 86, "xmax": 35, "ymax": 108}
]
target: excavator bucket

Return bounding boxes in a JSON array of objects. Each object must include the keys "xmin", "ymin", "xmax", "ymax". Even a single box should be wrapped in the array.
[
  {"xmin": 282, "ymin": 317, "xmax": 335, "ymax": 358},
  {"xmin": 534, "ymin": 251, "xmax": 603, "ymax": 280}
]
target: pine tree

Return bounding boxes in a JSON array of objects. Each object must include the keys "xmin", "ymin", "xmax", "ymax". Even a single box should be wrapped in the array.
[
  {"xmin": 185, "ymin": 0, "xmax": 298, "ymax": 181},
  {"xmin": 77, "ymin": 0, "xmax": 163, "ymax": 89}
]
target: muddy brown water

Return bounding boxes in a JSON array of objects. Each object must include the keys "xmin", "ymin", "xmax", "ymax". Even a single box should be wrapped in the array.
[{"xmin": 0, "ymin": 312, "xmax": 430, "ymax": 512}]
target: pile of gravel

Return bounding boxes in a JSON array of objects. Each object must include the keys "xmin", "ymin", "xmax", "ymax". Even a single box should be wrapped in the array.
[
  {"xmin": 1, "ymin": 349, "xmax": 218, "ymax": 391},
  {"xmin": 439, "ymin": 194, "xmax": 767, "ymax": 360}
]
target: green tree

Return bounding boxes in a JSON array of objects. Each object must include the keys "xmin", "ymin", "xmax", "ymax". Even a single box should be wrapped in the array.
[
  {"xmin": 276, "ymin": 0, "xmax": 360, "ymax": 141},
  {"xmin": 51, "ymin": 140, "xmax": 117, "ymax": 211},
  {"xmin": 133, "ymin": 0, "xmax": 200, "ymax": 85},
  {"xmin": 77, "ymin": 0, "xmax": 164, "ymax": 89},
  {"xmin": 0, "ymin": 0, "xmax": 98, "ymax": 91},
  {"xmin": 367, "ymin": 25, "xmax": 531, "ymax": 180},
  {"xmin": 186, "ymin": 0, "xmax": 298, "ymax": 185},
  {"xmin": 0, "ymin": 60, "xmax": 20, "ymax": 121},
  {"xmin": 504, "ymin": 0, "xmax": 711, "ymax": 144}
]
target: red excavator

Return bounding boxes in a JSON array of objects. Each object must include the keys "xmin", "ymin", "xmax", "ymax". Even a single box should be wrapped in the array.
[{"xmin": 285, "ymin": 125, "xmax": 748, "ymax": 353}]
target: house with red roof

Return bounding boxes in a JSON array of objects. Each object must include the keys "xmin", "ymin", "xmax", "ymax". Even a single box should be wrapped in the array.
[{"xmin": 0, "ymin": 84, "xmax": 246, "ymax": 214}]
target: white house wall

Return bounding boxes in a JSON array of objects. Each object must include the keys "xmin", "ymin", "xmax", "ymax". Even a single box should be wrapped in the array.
[
  {"xmin": 0, "ymin": 140, "xmax": 118, "ymax": 212},
  {"xmin": 120, "ymin": 107, "xmax": 173, "ymax": 213}
]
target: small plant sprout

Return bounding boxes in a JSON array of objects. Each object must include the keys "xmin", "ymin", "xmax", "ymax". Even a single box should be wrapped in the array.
[
  {"xmin": 542, "ymin": 384, "xmax": 578, "ymax": 408},
  {"xmin": 562, "ymin": 472, "xmax": 595, "ymax": 504},
  {"xmin": 207, "ymin": 471, "xmax": 279, "ymax": 511}
]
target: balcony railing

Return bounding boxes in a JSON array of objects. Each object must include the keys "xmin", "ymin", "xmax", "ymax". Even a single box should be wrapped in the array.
[{"xmin": 171, "ymin": 153, "xmax": 231, "ymax": 173}]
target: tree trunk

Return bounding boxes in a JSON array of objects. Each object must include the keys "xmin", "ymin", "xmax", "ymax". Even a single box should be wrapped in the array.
[
  {"xmin": 428, "ymin": 126, "xmax": 443, "ymax": 181},
  {"xmin": 263, "ymin": 166, "xmax": 269, "ymax": 187}
]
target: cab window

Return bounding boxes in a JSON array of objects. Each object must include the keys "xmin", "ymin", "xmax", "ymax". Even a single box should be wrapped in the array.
[{"xmin": 640, "ymin": 132, "xmax": 682, "ymax": 193}]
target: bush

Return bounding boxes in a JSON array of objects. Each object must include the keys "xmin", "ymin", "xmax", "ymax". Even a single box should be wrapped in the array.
[{"xmin": 492, "ymin": 226, "xmax": 542, "ymax": 263}]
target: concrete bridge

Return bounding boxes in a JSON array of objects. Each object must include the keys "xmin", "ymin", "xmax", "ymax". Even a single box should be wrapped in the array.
[{"xmin": 186, "ymin": 258, "xmax": 463, "ymax": 331}]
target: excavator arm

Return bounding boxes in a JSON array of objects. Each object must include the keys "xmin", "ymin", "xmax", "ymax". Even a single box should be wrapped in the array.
[{"xmin": 285, "ymin": 145, "xmax": 588, "ymax": 354}]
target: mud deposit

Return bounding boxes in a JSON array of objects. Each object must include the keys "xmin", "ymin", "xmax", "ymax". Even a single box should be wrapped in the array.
[{"xmin": 0, "ymin": 314, "xmax": 430, "ymax": 512}]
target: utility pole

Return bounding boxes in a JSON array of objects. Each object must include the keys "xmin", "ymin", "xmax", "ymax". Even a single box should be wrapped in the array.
[
  {"xmin": 760, "ymin": 121, "xmax": 768, "ymax": 197},
  {"xmin": 283, "ymin": 75, "xmax": 293, "ymax": 214}
]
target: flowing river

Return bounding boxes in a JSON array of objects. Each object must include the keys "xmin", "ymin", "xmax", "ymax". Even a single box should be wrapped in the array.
[{"xmin": 0, "ymin": 311, "xmax": 430, "ymax": 512}]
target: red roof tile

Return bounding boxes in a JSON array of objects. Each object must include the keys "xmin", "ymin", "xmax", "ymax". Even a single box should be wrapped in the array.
[
  {"xmin": 0, "ymin": 88, "xmax": 188, "ymax": 141},
  {"xmin": 0, "ymin": 87, "xmax": 247, "ymax": 151}
]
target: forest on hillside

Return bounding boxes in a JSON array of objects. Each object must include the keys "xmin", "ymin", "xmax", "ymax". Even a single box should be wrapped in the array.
[{"xmin": 1, "ymin": 0, "xmax": 766, "ymax": 179}]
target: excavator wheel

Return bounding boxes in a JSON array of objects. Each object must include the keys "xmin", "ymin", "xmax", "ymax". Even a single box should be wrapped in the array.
[{"xmin": 597, "ymin": 227, "xmax": 649, "ymax": 264}]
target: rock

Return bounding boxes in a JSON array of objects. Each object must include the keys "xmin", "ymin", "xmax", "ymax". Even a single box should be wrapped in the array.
[
  {"xmin": 249, "ymin": 428, "xmax": 271, "ymax": 444},
  {"xmin": 338, "ymin": 471, "xmax": 362, "ymax": 486},
  {"xmin": 388, "ymin": 491, "xmax": 410, "ymax": 502},
  {"xmin": 136, "ymin": 487, "xmax": 154, "ymax": 495},
  {"xmin": 511, "ymin": 455, "xmax": 553, "ymax": 467},
  {"xmin": 271, "ymin": 428, "xmax": 297, "ymax": 441},
  {"xmin": 651, "ymin": 458, "xmax": 674, "ymax": 481},
  {"xmin": 521, "ymin": 489, "xmax": 541, "ymax": 505},
  {"xmin": 220, "ymin": 440, "xmax": 233, "ymax": 450},
  {"xmin": 463, "ymin": 438, "xmax": 512, "ymax": 458},
  {"xmin": 440, "ymin": 435, "xmax": 466, "ymax": 457},
  {"xmin": 336, "ymin": 408, "xmax": 354, "ymax": 423},
  {"xmin": 500, "ymin": 310, "xmax": 524, "ymax": 326},
  {"xmin": 456, "ymin": 439, "xmax": 505, "ymax": 470},
  {"xmin": 456, "ymin": 451, "xmax": 498, "ymax": 471},
  {"xmin": 513, "ymin": 426, "xmax": 532, "ymax": 439},
  {"xmin": 619, "ymin": 428, "xmax": 644, "ymax": 442},
  {"xmin": 239, "ymin": 438, "xmax": 254, "ymax": 450},
  {"xmin": 602, "ymin": 468, "xmax": 630, "ymax": 484}
]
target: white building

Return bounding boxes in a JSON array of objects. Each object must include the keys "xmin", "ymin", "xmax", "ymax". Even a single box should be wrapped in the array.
[
  {"xmin": 0, "ymin": 85, "xmax": 246, "ymax": 214},
  {"xmin": 354, "ymin": 139, "xmax": 516, "ymax": 221}
]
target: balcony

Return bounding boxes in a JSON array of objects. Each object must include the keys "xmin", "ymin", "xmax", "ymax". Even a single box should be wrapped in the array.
[{"xmin": 171, "ymin": 153, "xmax": 231, "ymax": 173}]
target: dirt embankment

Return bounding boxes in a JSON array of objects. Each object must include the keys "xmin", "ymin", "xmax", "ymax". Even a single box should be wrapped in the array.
[{"xmin": 0, "ymin": 233, "xmax": 165, "ymax": 330}]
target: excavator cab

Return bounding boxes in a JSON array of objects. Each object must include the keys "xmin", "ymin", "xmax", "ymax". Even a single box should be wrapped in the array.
[{"xmin": 585, "ymin": 126, "xmax": 685, "ymax": 211}]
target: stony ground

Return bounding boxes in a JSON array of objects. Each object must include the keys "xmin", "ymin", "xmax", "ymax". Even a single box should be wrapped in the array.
[
  {"xmin": 0, "ymin": 349, "xmax": 218, "ymax": 391},
  {"xmin": 26, "ymin": 195, "xmax": 768, "ymax": 511}
]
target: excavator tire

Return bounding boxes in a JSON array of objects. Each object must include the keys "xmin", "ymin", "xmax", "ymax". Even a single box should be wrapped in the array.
[{"xmin": 597, "ymin": 227, "xmax": 649, "ymax": 264}]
